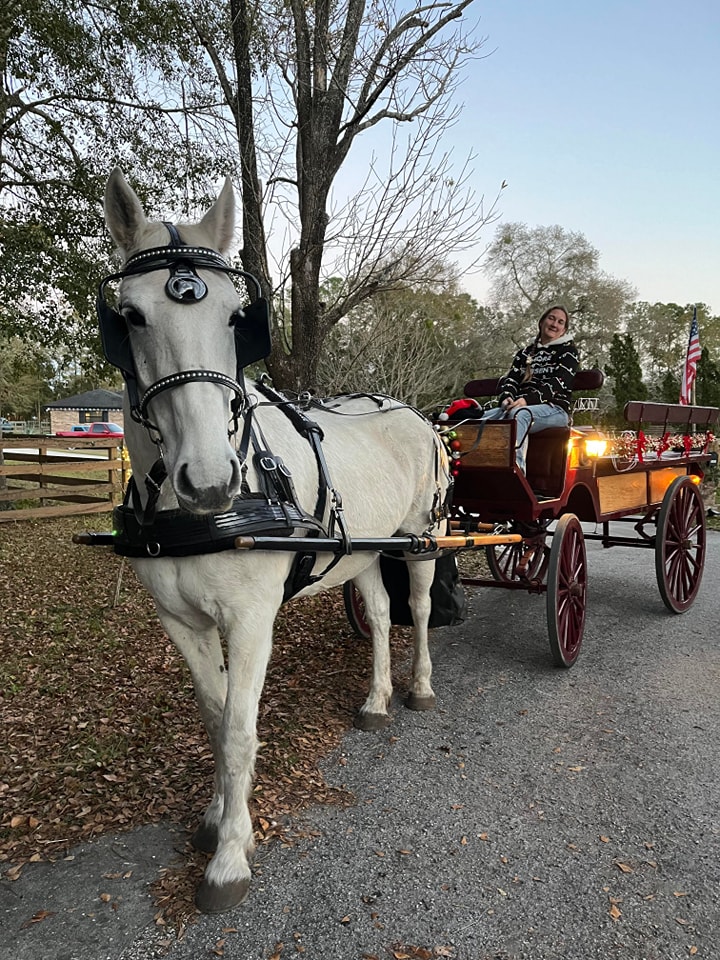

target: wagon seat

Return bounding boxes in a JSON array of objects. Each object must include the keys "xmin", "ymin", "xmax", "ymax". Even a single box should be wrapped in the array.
[{"xmin": 462, "ymin": 368, "xmax": 605, "ymax": 499}]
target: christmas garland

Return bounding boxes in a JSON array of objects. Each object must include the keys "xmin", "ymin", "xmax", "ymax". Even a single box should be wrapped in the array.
[
  {"xmin": 611, "ymin": 430, "xmax": 715, "ymax": 464},
  {"xmin": 436, "ymin": 421, "xmax": 715, "ymax": 478}
]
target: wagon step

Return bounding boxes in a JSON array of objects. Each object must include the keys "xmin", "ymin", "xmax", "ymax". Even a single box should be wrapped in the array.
[{"xmin": 450, "ymin": 519, "xmax": 496, "ymax": 532}]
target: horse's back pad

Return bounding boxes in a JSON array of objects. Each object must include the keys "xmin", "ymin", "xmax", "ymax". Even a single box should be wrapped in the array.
[{"xmin": 379, "ymin": 553, "xmax": 466, "ymax": 628}]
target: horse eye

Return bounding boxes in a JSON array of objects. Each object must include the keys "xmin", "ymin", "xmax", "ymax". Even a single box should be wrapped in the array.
[{"xmin": 123, "ymin": 307, "xmax": 146, "ymax": 328}]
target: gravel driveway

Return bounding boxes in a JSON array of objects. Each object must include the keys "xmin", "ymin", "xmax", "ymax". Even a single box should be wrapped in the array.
[{"xmin": 3, "ymin": 529, "xmax": 719, "ymax": 960}]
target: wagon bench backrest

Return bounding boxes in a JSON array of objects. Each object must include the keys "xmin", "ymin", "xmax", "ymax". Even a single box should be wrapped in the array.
[
  {"xmin": 623, "ymin": 401, "xmax": 720, "ymax": 429},
  {"xmin": 463, "ymin": 368, "xmax": 605, "ymax": 402}
]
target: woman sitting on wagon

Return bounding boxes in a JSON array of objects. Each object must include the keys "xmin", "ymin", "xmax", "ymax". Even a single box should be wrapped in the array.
[{"xmin": 478, "ymin": 304, "xmax": 579, "ymax": 473}]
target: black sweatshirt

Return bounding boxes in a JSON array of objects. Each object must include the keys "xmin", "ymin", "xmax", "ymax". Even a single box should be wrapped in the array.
[{"xmin": 496, "ymin": 333, "xmax": 579, "ymax": 414}]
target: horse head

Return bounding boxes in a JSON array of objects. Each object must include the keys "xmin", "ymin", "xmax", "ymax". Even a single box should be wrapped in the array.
[{"xmin": 102, "ymin": 168, "xmax": 264, "ymax": 515}]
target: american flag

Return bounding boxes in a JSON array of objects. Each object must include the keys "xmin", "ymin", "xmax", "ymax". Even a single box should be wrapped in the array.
[{"xmin": 679, "ymin": 307, "xmax": 701, "ymax": 405}]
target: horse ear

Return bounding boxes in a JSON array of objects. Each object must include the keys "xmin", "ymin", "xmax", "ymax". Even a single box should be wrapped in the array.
[
  {"xmin": 199, "ymin": 178, "xmax": 236, "ymax": 255},
  {"xmin": 104, "ymin": 167, "xmax": 148, "ymax": 257}
]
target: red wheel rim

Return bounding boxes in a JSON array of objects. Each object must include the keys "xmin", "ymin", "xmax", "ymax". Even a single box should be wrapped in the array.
[
  {"xmin": 486, "ymin": 541, "xmax": 545, "ymax": 582},
  {"xmin": 656, "ymin": 477, "xmax": 706, "ymax": 613},
  {"xmin": 547, "ymin": 515, "xmax": 586, "ymax": 667},
  {"xmin": 343, "ymin": 581, "xmax": 371, "ymax": 638}
]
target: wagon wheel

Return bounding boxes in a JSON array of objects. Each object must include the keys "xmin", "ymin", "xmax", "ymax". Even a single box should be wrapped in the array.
[
  {"xmin": 546, "ymin": 514, "xmax": 587, "ymax": 668},
  {"xmin": 343, "ymin": 581, "xmax": 371, "ymax": 639},
  {"xmin": 655, "ymin": 476, "xmax": 706, "ymax": 613},
  {"xmin": 485, "ymin": 540, "xmax": 546, "ymax": 583}
]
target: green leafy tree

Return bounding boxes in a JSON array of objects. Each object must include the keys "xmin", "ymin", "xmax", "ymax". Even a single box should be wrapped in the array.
[
  {"xmin": 1, "ymin": 2, "xmax": 233, "ymax": 356},
  {"xmin": 697, "ymin": 347, "xmax": 720, "ymax": 409},
  {"xmin": 0, "ymin": 336, "xmax": 53, "ymax": 418},
  {"xmin": 656, "ymin": 369, "xmax": 680, "ymax": 404},
  {"xmin": 605, "ymin": 333, "xmax": 647, "ymax": 422},
  {"xmin": 623, "ymin": 301, "xmax": 720, "ymax": 390},
  {"xmin": 2, "ymin": 0, "xmax": 498, "ymax": 393}
]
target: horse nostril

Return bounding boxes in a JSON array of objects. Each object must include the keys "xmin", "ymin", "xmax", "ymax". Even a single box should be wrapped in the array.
[
  {"xmin": 173, "ymin": 457, "xmax": 241, "ymax": 511},
  {"xmin": 175, "ymin": 462, "xmax": 193, "ymax": 498},
  {"xmin": 228, "ymin": 456, "xmax": 241, "ymax": 492}
]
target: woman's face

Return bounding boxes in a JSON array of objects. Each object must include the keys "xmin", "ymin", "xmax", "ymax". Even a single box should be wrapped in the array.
[{"xmin": 539, "ymin": 309, "xmax": 568, "ymax": 344}]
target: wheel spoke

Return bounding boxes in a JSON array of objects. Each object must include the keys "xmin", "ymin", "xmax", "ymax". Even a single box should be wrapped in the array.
[{"xmin": 487, "ymin": 537, "xmax": 545, "ymax": 583}]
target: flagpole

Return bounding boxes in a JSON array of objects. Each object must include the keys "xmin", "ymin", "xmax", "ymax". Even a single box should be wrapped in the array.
[
  {"xmin": 690, "ymin": 303, "xmax": 697, "ymax": 406},
  {"xmin": 691, "ymin": 303, "xmax": 697, "ymax": 409},
  {"xmin": 679, "ymin": 304, "xmax": 700, "ymax": 410}
]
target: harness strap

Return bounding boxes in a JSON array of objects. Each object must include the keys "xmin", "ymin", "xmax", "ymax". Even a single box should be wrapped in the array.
[
  {"xmin": 254, "ymin": 380, "xmax": 339, "ymax": 535},
  {"xmin": 126, "ymin": 458, "xmax": 168, "ymax": 527}
]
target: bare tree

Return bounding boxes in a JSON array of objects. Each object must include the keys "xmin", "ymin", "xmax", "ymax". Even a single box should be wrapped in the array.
[
  {"xmin": 206, "ymin": 0, "xmax": 499, "ymax": 388},
  {"xmin": 316, "ymin": 266, "xmax": 486, "ymax": 410},
  {"xmin": 484, "ymin": 222, "xmax": 636, "ymax": 368}
]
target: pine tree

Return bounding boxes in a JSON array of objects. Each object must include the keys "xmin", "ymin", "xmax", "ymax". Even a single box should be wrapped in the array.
[{"xmin": 605, "ymin": 333, "xmax": 647, "ymax": 423}]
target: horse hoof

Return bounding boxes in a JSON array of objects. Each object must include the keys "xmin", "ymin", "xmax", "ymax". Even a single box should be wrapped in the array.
[
  {"xmin": 405, "ymin": 692, "xmax": 436, "ymax": 712},
  {"xmin": 195, "ymin": 877, "xmax": 250, "ymax": 914},
  {"xmin": 190, "ymin": 822, "xmax": 218, "ymax": 853},
  {"xmin": 354, "ymin": 711, "xmax": 391, "ymax": 731}
]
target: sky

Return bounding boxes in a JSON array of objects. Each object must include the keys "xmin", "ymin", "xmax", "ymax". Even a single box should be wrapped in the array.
[{"xmin": 439, "ymin": 0, "xmax": 720, "ymax": 314}]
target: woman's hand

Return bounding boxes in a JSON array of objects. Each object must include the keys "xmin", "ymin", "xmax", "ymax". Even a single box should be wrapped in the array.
[{"xmin": 505, "ymin": 397, "xmax": 528, "ymax": 410}]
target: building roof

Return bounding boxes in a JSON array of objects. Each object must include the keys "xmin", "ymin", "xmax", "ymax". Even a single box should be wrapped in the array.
[{"xmin": 45, "ymin": 389, "xmax": 124, "ymax": 411}]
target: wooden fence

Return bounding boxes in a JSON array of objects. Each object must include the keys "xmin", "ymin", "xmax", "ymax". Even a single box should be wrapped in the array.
[{"xmin": 0, "ymin": 437, "xmax": 129, "ymax": 521}]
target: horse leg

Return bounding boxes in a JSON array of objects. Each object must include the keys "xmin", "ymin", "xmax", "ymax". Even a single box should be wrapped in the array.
[
  {"xmin": 195, "ymin": 602, "xmax": 277, "ymax": 913},
  {"xmin": 405, "ymin": 558, "xmax": 437, "ymax": 712},
  {"xmin": 352, "ymin": 562, "xmax": 394, "ymax": 731},
  {"xmin": 155, "ymin": 605, "xmax": 227, "ymax": 853}
]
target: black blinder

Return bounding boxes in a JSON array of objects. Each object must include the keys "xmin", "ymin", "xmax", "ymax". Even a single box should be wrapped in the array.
[
  {"xmin": 233, "ymin": 298, "xmax": 272, "ymax": 368},
  {"xmin": 97, "ymin": 281, "xmax": 136, "ymax": 378}
]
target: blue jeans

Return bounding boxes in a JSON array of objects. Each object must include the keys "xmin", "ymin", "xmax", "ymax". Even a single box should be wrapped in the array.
[{"xmin": 480, "ymin": 403, "xmax": 569, "ymax": 473}]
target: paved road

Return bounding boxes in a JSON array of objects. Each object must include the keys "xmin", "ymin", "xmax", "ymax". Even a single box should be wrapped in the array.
[{"xmin": 2, "ymin": 530, "xmax": 719, "ymax": 960}]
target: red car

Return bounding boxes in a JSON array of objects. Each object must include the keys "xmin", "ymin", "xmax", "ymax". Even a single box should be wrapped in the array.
[{"xmin": 56, "ymin": 422, "xmax": 124, "ymax": 439}]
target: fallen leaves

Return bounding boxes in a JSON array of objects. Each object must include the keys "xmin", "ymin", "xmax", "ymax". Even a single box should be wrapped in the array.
[
  {"xmin": 0, "ymin": 515, "xmax": 409, "ymax": 929},
  {"xmin": 390, "ymin": 946, "xmax": 454, "ymax": 960},
  {"xmin": 21, "ymin": 908, "xmax": 56, "ymax": 927}
]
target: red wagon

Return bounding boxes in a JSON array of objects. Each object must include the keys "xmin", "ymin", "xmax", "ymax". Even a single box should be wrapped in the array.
[
  {"xmin": 447, "ymin": 371, "xmax": 717, "ymax": 666},
  {"xmin": 346, "ymin": 370, "xmax": 718, "ymax": 668}
]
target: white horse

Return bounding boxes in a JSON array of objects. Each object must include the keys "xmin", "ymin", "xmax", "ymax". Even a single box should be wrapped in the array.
[{"xmin": 100, "ymin": 168, "xmax": 451, "ymax": 913}]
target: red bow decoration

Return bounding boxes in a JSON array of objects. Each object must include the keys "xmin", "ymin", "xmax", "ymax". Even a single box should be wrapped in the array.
[
  {"xmin": 636, "ymin": 429, "xmax": 647, "ymax": 463},
  {"xmin": 657, "ymin": 432, "xmax": 670, "ymax": 456}
]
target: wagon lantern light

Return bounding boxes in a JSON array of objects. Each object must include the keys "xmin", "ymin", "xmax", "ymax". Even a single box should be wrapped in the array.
[
  {"xmin": 574, "ymin": 428, "xmax": 608, "ymax": 468},
  {"xmin": 584, "ymin": 434, "xmax": 608, "ymax": 458}
]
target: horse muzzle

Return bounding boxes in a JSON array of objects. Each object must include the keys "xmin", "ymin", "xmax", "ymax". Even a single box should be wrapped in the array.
[{"xmin": 172, "ymin": 456, "xmax": 243, "ymax": 515}]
